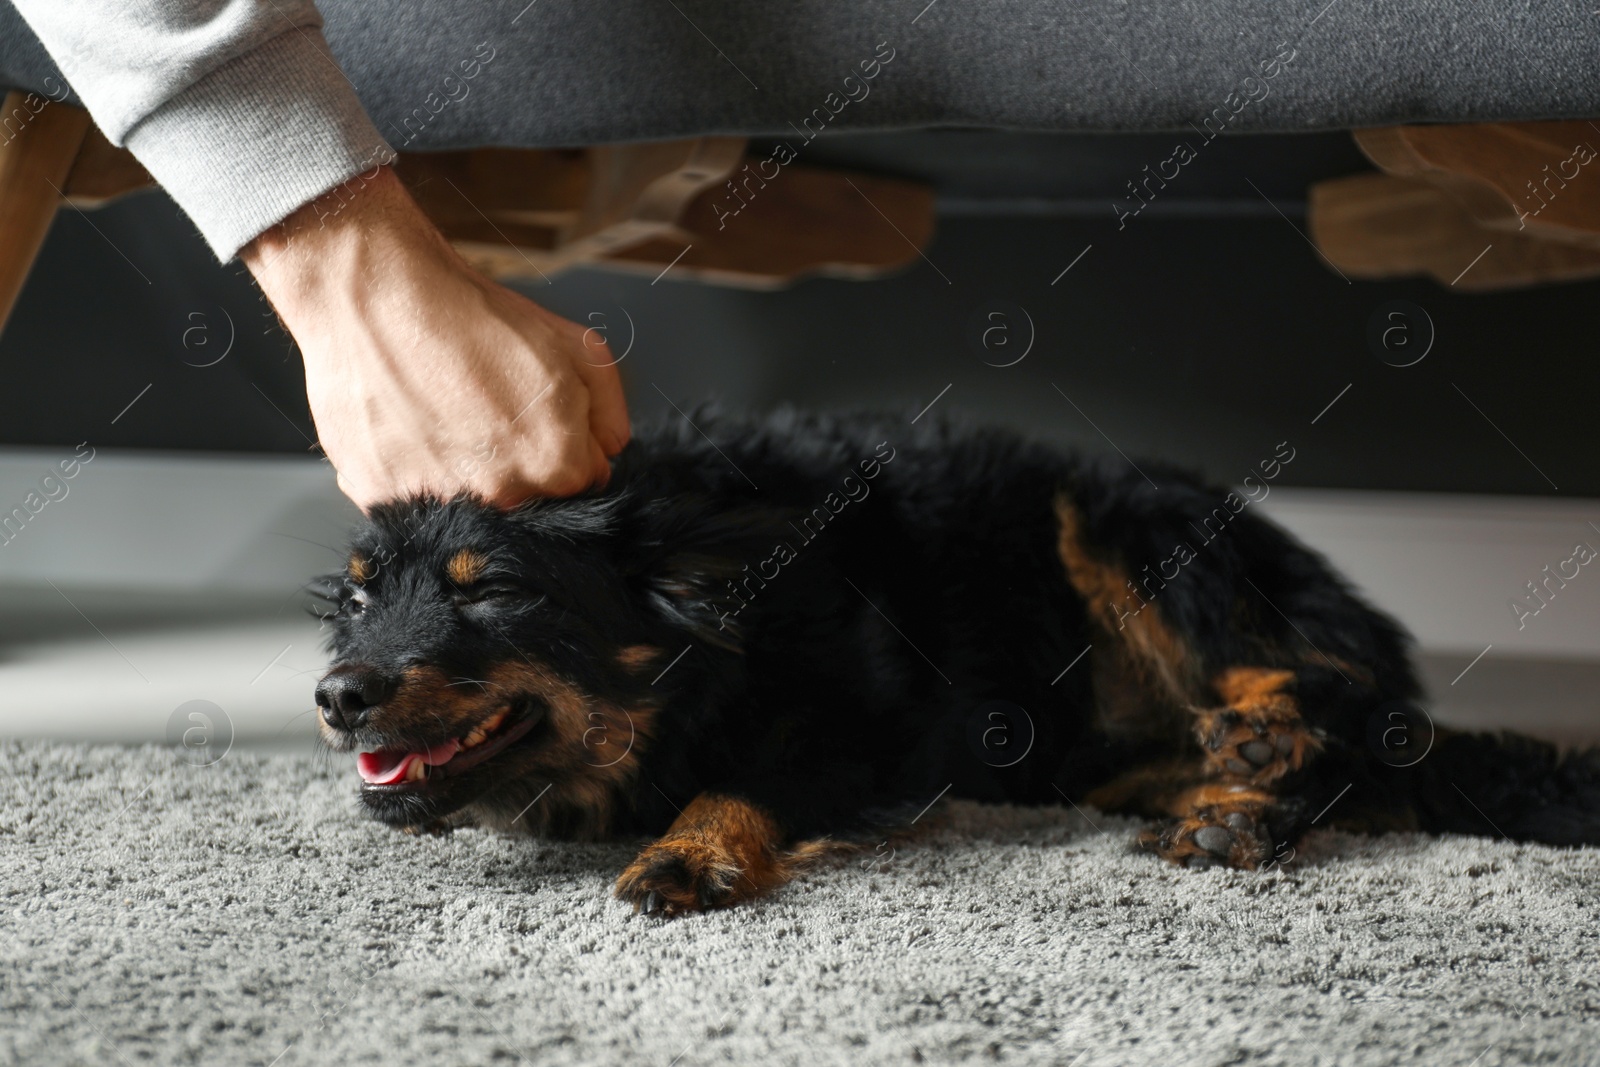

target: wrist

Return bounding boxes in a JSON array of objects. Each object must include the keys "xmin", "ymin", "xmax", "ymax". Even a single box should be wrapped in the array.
[{"xmin": 242, "ymin": 165, "xmax": 456, "ymax": 328}]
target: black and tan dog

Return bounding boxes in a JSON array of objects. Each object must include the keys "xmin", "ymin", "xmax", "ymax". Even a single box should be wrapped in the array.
[{"xmin": 313, "ymin": 411, "xmax": 1600, "ymax": 916}]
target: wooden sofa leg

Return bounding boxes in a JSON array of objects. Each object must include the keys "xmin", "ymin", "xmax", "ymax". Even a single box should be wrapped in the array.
[{"xmin": 0, "ymin": 91, "xmax": 92, "ymax": 335}]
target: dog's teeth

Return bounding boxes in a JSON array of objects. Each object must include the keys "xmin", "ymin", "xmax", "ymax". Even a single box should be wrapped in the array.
[
  {"xmin": 406, "ymin": 759, "xmax": 426, "ymax": 782},
  {"xmin": 461, "ymin": 709, "xmax": 507, "ymax": 751}
]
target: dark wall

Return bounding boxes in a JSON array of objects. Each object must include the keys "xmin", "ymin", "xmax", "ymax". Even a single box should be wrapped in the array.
[{"xmin": 1, "ymin": 133, "xmax": 1592, "ymax": 497}]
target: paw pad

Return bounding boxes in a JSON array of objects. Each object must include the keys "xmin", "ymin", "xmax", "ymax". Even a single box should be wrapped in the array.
[
  {"xmin": 1196, "ymin": 704, "xmax": 1319, "ymax": 784},
  {"xmin": 1239, "ymin": 739, "xmax": 1276, "ymax": 765},
  {"xmin": 1141, "ymin": 805, "xmax": 1270, "ymax": 871},
  {"xmin": 1191, "ymin": 825, "xmax": 1234, "ymax": 855}
]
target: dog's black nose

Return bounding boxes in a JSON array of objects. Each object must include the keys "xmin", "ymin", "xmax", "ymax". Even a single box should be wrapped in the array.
[{"xmin": 316, "ymin": 666, "xmax": 396, "ymax": 730}]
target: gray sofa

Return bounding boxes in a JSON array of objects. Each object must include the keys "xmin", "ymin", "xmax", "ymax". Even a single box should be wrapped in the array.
[{"xmin": 3, "ymin": 1, "xmax": 1598, "ymax": 148}]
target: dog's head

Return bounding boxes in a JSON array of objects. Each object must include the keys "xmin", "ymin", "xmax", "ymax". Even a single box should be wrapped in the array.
[{"xmin": 313, "ymin": 490, "xmax": 780, "ymax": 835}]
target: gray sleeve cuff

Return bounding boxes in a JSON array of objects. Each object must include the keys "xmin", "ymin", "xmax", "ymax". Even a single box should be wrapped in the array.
[{"xmin": 124, "ymin": 27, "xmax": 395, "ymax": 262}]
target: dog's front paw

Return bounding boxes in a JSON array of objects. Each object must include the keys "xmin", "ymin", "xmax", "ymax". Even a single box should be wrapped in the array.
[
  {"xmin": 615, "ymin": 836, "xmax": 746, "ymax": 917},
  {"xmin": 615, "ymin": 793, "xmax": 825, "ymax": 917}
]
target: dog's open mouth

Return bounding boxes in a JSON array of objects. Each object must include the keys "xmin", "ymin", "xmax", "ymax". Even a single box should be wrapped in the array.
[{"xmin": 356, "ymin": 699, "xmax": 544, "ymax": 790}]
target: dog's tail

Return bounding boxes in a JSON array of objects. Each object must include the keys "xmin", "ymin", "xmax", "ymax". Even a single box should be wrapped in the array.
[{"xmin": 1387, "ymin": 729, "xmax": 1600, "ymax": 847}]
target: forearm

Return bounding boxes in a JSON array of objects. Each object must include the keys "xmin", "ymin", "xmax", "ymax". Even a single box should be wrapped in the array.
[{"xmin": 11, "ymin": 0, "xmax": 392, "ymax": 260}]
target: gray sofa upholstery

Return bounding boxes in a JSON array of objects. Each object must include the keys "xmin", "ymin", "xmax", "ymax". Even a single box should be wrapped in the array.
[{"xmin": 2, "ymin": 1, "xmax": 1597, "ymax": 150}]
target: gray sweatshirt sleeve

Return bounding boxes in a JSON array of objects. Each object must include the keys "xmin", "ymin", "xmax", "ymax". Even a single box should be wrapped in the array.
[{"xmin": 10, "ymin": 0, "xmax": 394, "ymax": 261}]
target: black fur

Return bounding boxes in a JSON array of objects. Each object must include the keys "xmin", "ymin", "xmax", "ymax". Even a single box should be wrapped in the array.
[{"xmin": 313, "ymin": 410, "xmax": 1600, "ymax": 908}]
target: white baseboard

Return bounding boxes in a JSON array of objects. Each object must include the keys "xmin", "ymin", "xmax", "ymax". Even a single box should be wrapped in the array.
[
  {"xmin": 1258, "ymin": 489, "xmax": 1600, "ymax": 661},
  {"xmin": 2, "ymin": 448, "xmax": 1598, "ymax": 661},
  {"xmin": 1, "ymin": 449, "xmax": 1597, "ymax": 744}
]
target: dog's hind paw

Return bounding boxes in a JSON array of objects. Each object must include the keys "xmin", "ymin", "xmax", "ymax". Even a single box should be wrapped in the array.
[
  {"xmin": 1141, "ymin": 805, "xmax": 1271, "ymax": 870},
  {"xmin": 1191, "ymin": 667, "xmax": 1327, "ymax": 785}
]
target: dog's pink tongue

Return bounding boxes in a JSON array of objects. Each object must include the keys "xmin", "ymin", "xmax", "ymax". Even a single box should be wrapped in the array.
[
  {"xmin": 356, "ymin": 749, "xmax": 413, "ymax": 785},
  {"xmin": 356, "ymin": 739, "xmax": 461, "ymax": 784}
]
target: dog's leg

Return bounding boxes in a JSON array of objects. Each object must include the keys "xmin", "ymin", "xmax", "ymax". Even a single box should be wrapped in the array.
[
  {"xmin": 1130, "ymin": 664, "xmax": 1376, "ymax": 871},
  {"xmin": 1054, "ymin": 485, "xmax": 1418, "ymax": 870},
  {"xmin": 614, "ymin": 792, "xmax": 836, "ymax": 916}
]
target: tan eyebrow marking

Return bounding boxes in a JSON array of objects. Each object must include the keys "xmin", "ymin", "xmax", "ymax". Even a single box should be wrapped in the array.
[
  {"xmin": 348, "ymin": 551, "xmax": 374, "ymax": 583},
  {"xmin": 616, "ymin": 645, "xmax": 664, "ymax": 671},
  {"xmin": 447, "ymin": 548, "xmax": 488, "ymax": 585}
]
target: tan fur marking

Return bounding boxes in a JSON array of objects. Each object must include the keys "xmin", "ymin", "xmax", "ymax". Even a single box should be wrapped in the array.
[
  {"xmin": 446, "ymin": 548, "xmax": 488, "ymax": 585},
  {"xmin": 1199, "ymin": 667, "xmax": 1321, "ymax": 784},
  {"xmin": 1082, "ymin": 767, "xmax": 1276, "ymax": 817},
  {"xmin": 1165, "ymin": 782, "xmax": 1274, "ymax": 815},
  {"xmin": 1214, "ymin": 666, "xmax": 1295, "ymax": 707},
  {"xmin": 474, "ymin": 660, "xmax": 658, "ymax": 838},
  {"xmin": 348, "ymin": 551, "xmax": 374, "ymax": 583},
  {"xmin": 1054, "ymin": 495, "xmax": 1195, "ymax": 704},
  {"xmin": 616, "ymin": 645, "xmax": 664, "ymax": 671},
  {"xmin": 614, "ymin": 794, "xmax": 838, "ymax": 915}
]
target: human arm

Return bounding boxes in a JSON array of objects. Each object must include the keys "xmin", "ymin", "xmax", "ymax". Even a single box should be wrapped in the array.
[
  {"xmin": 242, "ymin": 165, "xmax": 628, "ymax": 507},
  {"xmin": 12, "ymin": 0, "xmax": 629, "ymax": 505},
  {"xmin": 11, "ymin": 0, "xmax": 389, "ymax": 261}
]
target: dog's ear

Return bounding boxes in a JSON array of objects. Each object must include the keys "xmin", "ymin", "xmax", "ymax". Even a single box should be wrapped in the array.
[{"xmin": 620, "ymin": 495, "xmax": 797, "ymax": 652}]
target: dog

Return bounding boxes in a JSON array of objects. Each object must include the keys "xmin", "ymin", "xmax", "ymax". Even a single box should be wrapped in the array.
[{"xmin": 313, "ymin": 410, "xmax": 1600, "ymax": 916}]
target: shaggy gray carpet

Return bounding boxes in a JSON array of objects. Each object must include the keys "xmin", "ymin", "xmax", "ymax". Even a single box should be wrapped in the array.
[{"xmin": 3, "ymin": 740, "xmax": 1598, "ymax": 1066}]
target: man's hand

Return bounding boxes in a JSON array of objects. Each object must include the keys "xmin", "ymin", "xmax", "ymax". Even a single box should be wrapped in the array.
[{"xmin": 241, "ymin": 166, "xmax": 629, "ymax": 511}]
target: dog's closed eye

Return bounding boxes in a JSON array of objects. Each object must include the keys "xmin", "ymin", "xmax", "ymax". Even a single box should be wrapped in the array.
[{"xmin": 452, "ymin": 586, "xmax": 542, "ymax": 610}]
